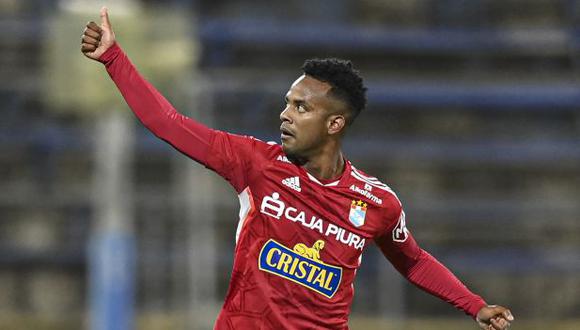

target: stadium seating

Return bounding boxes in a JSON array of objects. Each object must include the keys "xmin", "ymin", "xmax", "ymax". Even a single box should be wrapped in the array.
[{"xmin": 0, "ymin": 0, "xmax": 578, "ymax": 326}]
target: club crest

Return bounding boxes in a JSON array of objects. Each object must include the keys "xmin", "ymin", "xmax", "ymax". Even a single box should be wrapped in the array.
[{"xmin": 349, "ymin": 200, "xmax": 367, "ymax": 227}]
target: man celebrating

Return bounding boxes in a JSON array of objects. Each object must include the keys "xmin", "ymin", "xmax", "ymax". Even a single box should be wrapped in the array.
[{"xmin": 82, "ymin": 8, "xmax": 514, "ymax": 330}]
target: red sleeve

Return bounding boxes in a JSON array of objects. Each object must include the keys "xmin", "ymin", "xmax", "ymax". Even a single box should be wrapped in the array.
[
  {"xmin": 204, "ymin": 132, "xmax": 264, "ymax": 193},
  {"xmin": 99, "ymin": 43, "xmax": 213, "ymax": 164},
  {"xmin": 375, "ymin": 210, "xmax": 487, "ymax": 318},
  {"xmin": 99, "ymin": 43, "xmax": 260, "ymax": 192}
]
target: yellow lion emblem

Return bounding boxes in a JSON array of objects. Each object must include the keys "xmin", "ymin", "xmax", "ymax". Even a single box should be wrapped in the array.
[{"xmin": 293, "ymin": 240, "xmax": 325, "ymax": 262}]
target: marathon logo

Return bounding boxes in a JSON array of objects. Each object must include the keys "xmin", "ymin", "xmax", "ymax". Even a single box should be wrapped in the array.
[{"xmin": 258, "ymin": 239, "xmax": 342, "ymax": 299}]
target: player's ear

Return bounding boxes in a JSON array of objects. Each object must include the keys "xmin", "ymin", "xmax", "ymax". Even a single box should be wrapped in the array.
[{"xmin": 327, "ymin": 114, "xmax": 346, "ymax": 135}]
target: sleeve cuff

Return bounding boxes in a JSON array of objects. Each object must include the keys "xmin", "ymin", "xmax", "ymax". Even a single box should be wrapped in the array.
[
  {"xmin": 467, "ymin": 298, "xmax": 488, "ymax": 319},
  {"xmin": 97, "ymin": 42, "xmax": 122, "ymax": 64}
]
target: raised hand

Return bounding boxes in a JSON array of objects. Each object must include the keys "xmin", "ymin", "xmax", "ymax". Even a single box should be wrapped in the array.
[
  {"xmin": 476, "ymin": 305, "xmax": 514, "ymax": 330},
  {"xmin": 81, "ymin": 7, "xmax": 116, "ymax": 61}
]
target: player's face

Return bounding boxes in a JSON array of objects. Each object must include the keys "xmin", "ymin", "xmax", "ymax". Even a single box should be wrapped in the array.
[{"xmin": 280, "ymin": 75, "xmax": 341, "ymax": 159}]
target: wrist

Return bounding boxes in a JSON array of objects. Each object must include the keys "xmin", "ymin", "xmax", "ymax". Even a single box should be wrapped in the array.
[
  {"xmin": 98, "ymin": 42, "xmax": 121, "ymax": 64},
  {"xmin": 470, "ymin": 299, "xmax": 489, "ymax": 320}
]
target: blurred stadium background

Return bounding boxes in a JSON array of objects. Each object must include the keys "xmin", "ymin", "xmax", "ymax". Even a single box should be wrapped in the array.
[{"xmin": 1, "ymin": 0, "xmax": 579, "ymax": 329}]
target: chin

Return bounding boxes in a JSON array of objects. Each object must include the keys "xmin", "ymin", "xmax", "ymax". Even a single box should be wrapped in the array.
[
  {"xmin": 281, "ymin": 143, "xmax": 293, "ymax": 156},
  {"xmin": 281, "ymin": 144, "xmax": 306, "ymax": 164}
]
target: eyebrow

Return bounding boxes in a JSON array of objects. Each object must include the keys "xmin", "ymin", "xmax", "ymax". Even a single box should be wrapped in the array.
[{"xmin": 285, "ymin": 94, "xmax": 308, "ymax": 107}]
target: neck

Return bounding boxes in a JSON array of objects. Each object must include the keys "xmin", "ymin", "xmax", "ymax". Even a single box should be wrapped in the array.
[{"xmin": 301, "ymin": 141, "xmax": 345, "ymax": 181}]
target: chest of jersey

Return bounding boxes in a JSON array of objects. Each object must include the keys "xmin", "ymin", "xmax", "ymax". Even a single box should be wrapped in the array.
[{"xmin": 246, "ymin": 160, "xmax": 384, "ymax": 264}]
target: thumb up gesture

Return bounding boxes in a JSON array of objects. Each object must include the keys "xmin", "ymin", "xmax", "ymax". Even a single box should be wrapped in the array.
[{"xmin": 81, "ymin": 7, "xmax": 116, "ymax": 61}]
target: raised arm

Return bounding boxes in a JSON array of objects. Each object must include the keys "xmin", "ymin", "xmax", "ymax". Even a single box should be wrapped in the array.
[
  {"xmin": 375, "ymin": 212, "xmax": 514, "ymax": 329},
  {"xmin": 81, "ymin": 7, "xmax": 212, "ymax": 164}
]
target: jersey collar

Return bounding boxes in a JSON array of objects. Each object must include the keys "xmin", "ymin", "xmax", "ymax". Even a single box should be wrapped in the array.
[{"xmin": 301, "ymin": 158, "xmax": 352, "ymax": 188}]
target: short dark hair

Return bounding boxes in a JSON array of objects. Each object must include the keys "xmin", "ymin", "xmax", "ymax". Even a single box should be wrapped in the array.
[{"xmin": 302, "ymin": 58, "xmax": 367, "ymax": 125}]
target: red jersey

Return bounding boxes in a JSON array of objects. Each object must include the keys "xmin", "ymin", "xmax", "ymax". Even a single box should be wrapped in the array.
[
  {"xmin": 206, "ymin": 132, "xmax": 408, "ymax": 328},
  {"xmin": 100, "ymin": 43, "xmax": 487, "ymax": 329}
]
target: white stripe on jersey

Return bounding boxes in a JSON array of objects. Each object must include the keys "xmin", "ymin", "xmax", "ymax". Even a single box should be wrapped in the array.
[
  {"xmin": 350, "ymin": 166, "xmax": 382, "ymax": 183},
  {"xmin": 352, "ymin": 171, "xmax": 382, "ymax": 184},
  {"xmin": 306, "ymin": 172, "xmax": 340, "ymax": 187},
  {"xmin": 350, "ymin": 166, "xmax": 401, "ymax": 206},
  {"xmin": 351, "ymin": 168, "xmax": 390, "ymax": 191},
  {"xmin": 236, "ymin": 187, "xmax": 254, "ymax": 244}
]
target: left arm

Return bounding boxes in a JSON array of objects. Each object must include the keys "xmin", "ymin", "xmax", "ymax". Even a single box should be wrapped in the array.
[{"xmin": 375, "ymin": 212, "xmax": 513, "ymax": 329}]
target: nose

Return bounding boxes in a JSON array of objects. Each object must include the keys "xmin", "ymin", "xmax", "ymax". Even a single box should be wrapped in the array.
[{"xmin": 280, "ymin": 105, "xmax": 292, "ymax": 123}]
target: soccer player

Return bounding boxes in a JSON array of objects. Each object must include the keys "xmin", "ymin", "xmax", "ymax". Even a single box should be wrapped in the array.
[{"xmin": 81, "ymin": 8, "xmax": 514, "ymax": 330}]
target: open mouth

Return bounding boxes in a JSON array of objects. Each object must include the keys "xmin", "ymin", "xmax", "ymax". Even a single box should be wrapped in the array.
[{"xmin": 280, "ymin": 126, "xmax": 294, "ymax": 139}]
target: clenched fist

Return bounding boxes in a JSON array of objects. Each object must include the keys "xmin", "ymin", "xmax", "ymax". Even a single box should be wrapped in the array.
[
  {"xmin": 476, "ymin": 305, "xmax": 514, "ymax": 330},
  {"xmin": 81, "ymin": 7, "xmax": 115, "ymax": 61}
]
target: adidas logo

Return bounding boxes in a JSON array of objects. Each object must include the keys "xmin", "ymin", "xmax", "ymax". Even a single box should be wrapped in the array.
[{"xmin": 282, "ymin": 176, "xmax": 301, "ymax": 192}]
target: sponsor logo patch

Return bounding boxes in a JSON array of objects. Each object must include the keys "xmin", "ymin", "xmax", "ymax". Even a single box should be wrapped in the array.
[
  {"xmin": 260, "ymin": 192, "xmax": 366, "ymax": 250},
  {"xmin": 349, "ymin": 200, "xmax": 367, "ymax": 227},
  {"xmin": 392, "ymin": 211, "xmax": 409, "ymax": 242},
  {"xmin": 349, "ymin": 184, "xmax": 383, "ymax": 205},
  {"xmin": 258, "ymin": 239, "xmax": 342, "ymax": 299},
  {"xmin": 282, "ymin": 176, "xmax": 301, "ymax": 192}
]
